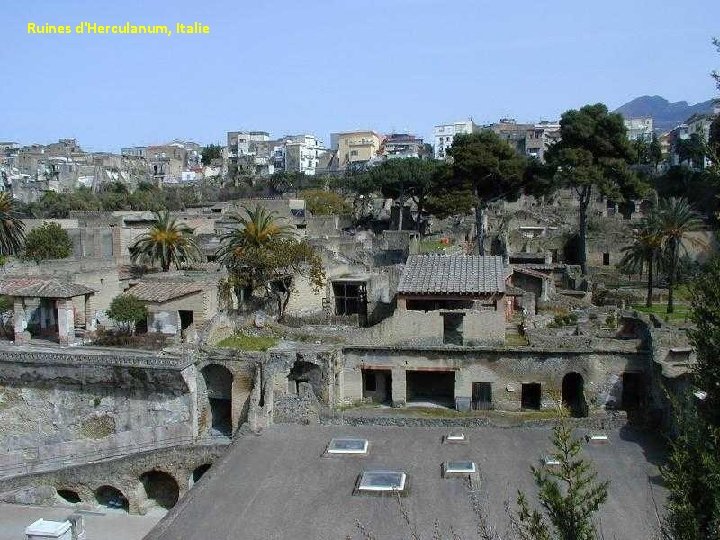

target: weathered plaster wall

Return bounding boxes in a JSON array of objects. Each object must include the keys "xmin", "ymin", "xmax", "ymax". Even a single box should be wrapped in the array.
[{"xmin": 341, "ymin": 347, "xmax": 653, "ymax": 411}]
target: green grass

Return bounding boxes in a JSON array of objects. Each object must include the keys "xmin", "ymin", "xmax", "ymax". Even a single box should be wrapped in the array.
[
  {"xmin": 631, "ymin": 303, "xmax": 692, "ymax": 323},
  {"xmin": 505, "ymin": 333, "xmax": 530, "ymax": 346},
  {"xmin": 217, "ymin": 333, "xmax": 279, "ymax": 351},
  {"xmin": 418, "ymin": 239, "xmax": 449, "ymax": 253}
]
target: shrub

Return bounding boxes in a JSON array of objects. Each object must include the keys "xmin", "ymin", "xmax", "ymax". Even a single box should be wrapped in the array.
[
  {"xmin": 23, "ymin": 222, "xmax": 73, "ymax": 262},
  {"xmin": 106, "ymin": 294, "xmax": 147, "ymax": 334}
]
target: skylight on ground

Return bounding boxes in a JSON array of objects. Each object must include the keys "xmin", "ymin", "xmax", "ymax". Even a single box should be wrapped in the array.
[
  {"xmin": 356, "ymin": 471, "xmax": 407, "ymax": 492},
  {"xmin": 326, "ymin": 438, "xmax": 369, "ymax": 455}
]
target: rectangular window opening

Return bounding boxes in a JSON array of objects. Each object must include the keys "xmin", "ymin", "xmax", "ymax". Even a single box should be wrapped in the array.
[{"xmin": 443, "ymin": 313, "xmax": 464, "ymax": 345}]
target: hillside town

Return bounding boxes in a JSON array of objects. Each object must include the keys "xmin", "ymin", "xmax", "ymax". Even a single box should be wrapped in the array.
[{"xmin": 3, "ymin": 2, "xmax": 720, "ymax": 539}]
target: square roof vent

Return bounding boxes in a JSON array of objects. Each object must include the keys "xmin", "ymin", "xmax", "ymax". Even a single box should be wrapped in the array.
[
  {"xmin": 326, "ymin": 438, "xmax": 369, "ymax": 455},
  {"xmin": 443, "ymin": 461, "xmax": 477, "ymax": 478},
  {"xmin": 355, "ymin": 470, "xmax": 407, "ymax": 495},
  {"xmin": 443, "ymin": 432, "xmax": 467, "ymax": 444}
]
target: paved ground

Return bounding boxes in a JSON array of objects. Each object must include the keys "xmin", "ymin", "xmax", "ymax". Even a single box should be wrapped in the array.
[
  {"xmin": 147, "ymin": 424, "xmax": 667, "ymax": 540},
  {"xmin": 0, "ymin": 503, "xmax": 161, "ymax": 540}
]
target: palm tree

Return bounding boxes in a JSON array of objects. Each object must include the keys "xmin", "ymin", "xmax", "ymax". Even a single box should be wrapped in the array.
[
  {"xmin": 215, "ymin": 205, "xmax": 294, "ymax": 302},
  {"xmin": 0, "ymin": 192, "xmax": 25, "ymax": 256},
  {"xmin": 620, "ymin": 210, "xmax": 664, "ymax": 307},
  {"xmin": 130, "ymin": 210, "xmax": 201, "ymax": 271},
  {"xmin": 216, "ymin": 205, "xmax": 293, "ymax": 260},
  {"xmin": 657, "ymin": 197, "xmax": 704, "ymax": 313}
]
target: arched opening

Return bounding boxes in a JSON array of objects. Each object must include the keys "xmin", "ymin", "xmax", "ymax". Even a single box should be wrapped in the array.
[
  {"xmin": 287, "ymin": 360, "xmax": 323, "ymax": 398},
  {"xmin": 95, "ymin": 485, "xmax": 129, "ymax": 512},
  {"xmin": 201, "ymin": 364, "xmax": 233, "ymax": 437},
  {"xmin": 139, "ymin": 470, "xmax": 180, "ymax": 510},
  {"xmin": 57, "ymin": 489, "xmax": 81, "ymax": 504},
  {"xmin": 189, "ymin": 463, "xmax": 212, "ymax": 488},
  {"xmin": 562, "ymin": 372, "xmax": 587, "ymax": 418}
]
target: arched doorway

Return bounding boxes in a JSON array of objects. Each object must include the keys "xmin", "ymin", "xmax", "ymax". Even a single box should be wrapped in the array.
[
  {"xmin": 139, "ymin": 470, "xmax": 180, "ymax": 511},
  {"xmin": 201, "ymin": 364, "xmax": 233, "ymax": 437},
  {"xmin": 562, "ymin": 372, "xmax": 587, "ymax": 418},
  {"xmin": 95, "ymin": 485, "xmax": 129, "ymax": 512},
  {"xmin": 57, "ymin": 489, "xmax": 81, "ymax": 504}
]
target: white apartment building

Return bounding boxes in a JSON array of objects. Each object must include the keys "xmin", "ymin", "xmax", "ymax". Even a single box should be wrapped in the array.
[
  {"xmin": 623, "ymin": 117, "xmax": 654, "ymax": 141},
  {"xmin": 433, "ymin": 120, "xmax": 480, "ymax": 159},
  {"xmin": 284, "ymin": 134, "xmax": 326, "ymax": 175}
]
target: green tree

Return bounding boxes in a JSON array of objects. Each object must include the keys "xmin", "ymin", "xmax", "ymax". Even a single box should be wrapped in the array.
[
  {"xmin": 515, "ymin": 411, "xmax": 609, "ymax": 540},
  {"xmin": 662, "ymin": 395, "xmax": 720, "ymax": 540},
  {"xmin": 620, "ymin": 209, "xmax": 664, "ymax": 307},
  {"xmin": 712, "ymin": 37, "xmax": 720, "ymax": 92},
  {"xmin": 201, "ymin": 144, "xmax": 223, "ymax": 166},
  {"xmin": 650, "ymin": 133, "xmax": 663, "ymax": 170},
  {"xmin": 216, "ymin": 205, "xmax": 323, "ymax": 319},
  {"xmin": 545, "ymin": 103, "xmax": 647, "ymax": 274},
  {"xmin": 0, "ymin": 192, "xmax": 26, "ymax": 255},
  {"xmin": 106, "ymin": 294, "xmax": 147, "ymax": 335},
  {"xmin": 129, "ymin": 210, "xmax": 201, "ymax": 271},
  {"xmin": 689, "ymin": 258, "xmax": 720, "ymax": 424},
  {"xmin": 23, "ymin": 222, "xmax": 73, "ymax": 262},
  {"xmin": 657, "ymin": 197, "xmax": 703, "ymax": 313},
  {"xmin": 447, "ymin": 131, "xmax": 527, "ymax": 254},
  {"xmin": 366, "ymin": 158, "xmax": 447, "ymax": 232},
  {"xmin": 676, "ymin": 134, "xmax": 708, "ymax": 170},
  {"xmin": 300, "ymin": 189, "xmax": 350, "ymax": 215}
]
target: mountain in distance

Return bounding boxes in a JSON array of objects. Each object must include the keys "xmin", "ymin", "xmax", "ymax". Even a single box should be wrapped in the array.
[{"xmin": 614, "ymin": 95, "xmax": 715, "ymax": 133}]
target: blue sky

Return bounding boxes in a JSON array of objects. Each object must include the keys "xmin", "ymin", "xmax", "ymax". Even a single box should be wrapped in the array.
[{"xmin": 2, "ymin": 0, "xmax": 718, "ymax": 152}]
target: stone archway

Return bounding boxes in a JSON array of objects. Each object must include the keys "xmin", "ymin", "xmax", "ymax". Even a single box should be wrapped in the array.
[
  {"xmin": 200, "ymin": 364, "xmax": 233, "ymax": 437},
  {"xmin": 138, "ymin": 470, "xmax": 180, "ymax": 511},
  {"xmin": 95, "ymin": 485, "xmax": 129, "ymax": 512},
  {"xmin": 57, "ymin": 488, "xmax": 81, "ymax": 504},
  {"xmin": 562, "ymin": 372, "xmax": 588, "ymax": 418}
]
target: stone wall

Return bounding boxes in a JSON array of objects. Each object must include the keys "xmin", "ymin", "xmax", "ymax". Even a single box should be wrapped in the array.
[
  {"xmin": 341, "ymin": 346, "xmax": 653, "ymax": 412},
  {"xmin": 0, "ymin": 347, "xmax": 196, "ymax": 476},
  {"xmin": 357, "ymin": 308, "xmax": 505, "ymax": 347}
]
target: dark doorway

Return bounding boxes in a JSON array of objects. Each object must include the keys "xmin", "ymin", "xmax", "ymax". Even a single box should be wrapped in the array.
[
  {"xmin": 57, "ymin": 489, "xmax": 81, "ymax": 504},
  {"xmin": 179, "ymin": 310, "xmax": 194, "ymax": 340},
  {"xmin": 603, "ymin": 253, "xmax": 610, "ymax": 266},
  {"xmin": 362, "ymin": 369, "xmax": 392, "ymax": 403},
  {"xmin": 201, "ymin": 364, "xmax": 233, "ymax": 437},
  {"xmin": 287, "ymin": 360, "xmax": 323, "ymax": 397},
  {"xmin": 192, "ymin": 463, "xmax": 212, "ymax": 485},
  {"xmin": 472, "ymin": 382, "xmax": 493, "ymax": 410},
  {"xmin": 332, "ymin": 281, "xmax": 368, "ymax": 327},
  {"xmin": 406, "ymin": 371, "xmax": 455, "ymax": 405},
  {"xmin": 562, "ymin": 373, "xmax": 587, "ymax": 417},
  {"xmin": 95, "ymin": 485, "xmax": 129, "ymax": 512},
  {"xmin": 443, "ymin": 313, "xmax": 464, "ymax": 345},
  {"xmin": 139, "ymin": 470, "xmax": 179, "ymax": 510},
  {"xmin": 621, "ymin": 372, "xmax": 644, "ymax": 410},
  {"xmin": 521, "ymin": 383, "xmax": 541, "ymax": 410}
]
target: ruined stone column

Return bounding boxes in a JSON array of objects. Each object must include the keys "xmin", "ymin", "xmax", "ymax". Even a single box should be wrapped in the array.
[
  {"xmin": 13, "ymin": 298, "xmax": 29, "ymax": 344},
  {"xmin": 84, "ymin": 294, "xmax": 96, "ymax": 332},
  {"xmin": 57, "ymin": 298, "xmax": 75, "ymax": 345},
  {"xmin": 391, "ymin": 367, "xmax": 406, "ymax": 407}
]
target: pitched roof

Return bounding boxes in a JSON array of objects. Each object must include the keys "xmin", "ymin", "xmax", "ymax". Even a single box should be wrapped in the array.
[
  {"xmin": 0, "ymin": 278, "xmax": 95, "ymax": 298},
  {"xmin": 124, "ymin": 281, "xmax": 206, "ymax": 303},
  {"xmin": 398, "ymin": 255, "xmax": 507, "ymax": 295}
]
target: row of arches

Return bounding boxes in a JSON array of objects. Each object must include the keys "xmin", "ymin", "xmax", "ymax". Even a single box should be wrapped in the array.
[{"xmin": 55, "ymin": 463, "xmax": 212, "ymax": 513}]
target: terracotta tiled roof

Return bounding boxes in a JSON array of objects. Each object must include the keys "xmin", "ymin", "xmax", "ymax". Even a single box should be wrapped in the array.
[
  {"xmin": 398, "ymin": 255, "xmax": 507, "ymax": 295},
  {"xmin": 124, "ymin": 281, "xmax": 206, "ymax": 303},
  {"xmin": 0, "ymin": 278, "xmax": 95, "ymax": 298}
]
